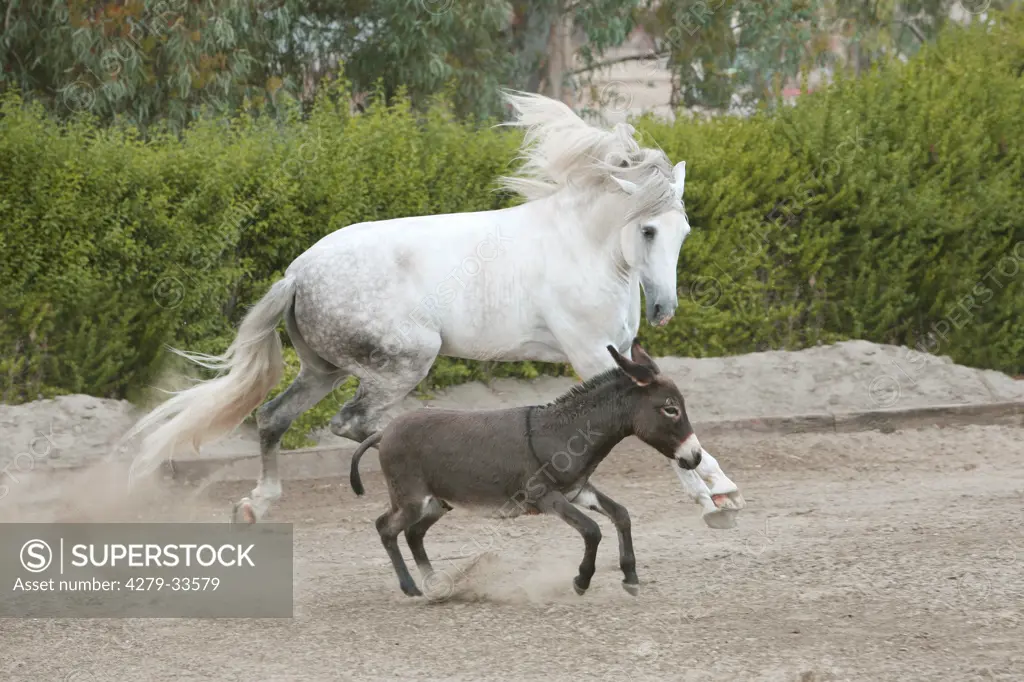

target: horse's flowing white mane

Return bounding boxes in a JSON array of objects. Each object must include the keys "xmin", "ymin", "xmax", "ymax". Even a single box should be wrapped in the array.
[{"xmin": 496, "ymin": 90, "xmax": 679, "ymax": 223}]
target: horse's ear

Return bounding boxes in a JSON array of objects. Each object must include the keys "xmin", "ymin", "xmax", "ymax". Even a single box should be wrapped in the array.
[
  {"xmin": 630, "ymin": 339, "xmax": 661, "ymax": 374},
  {"xmin": 607, "ymin": 344, "xmax": 655, "ymax": 387},
  {"xmin": 672, "ymin": 161, "xmax": 686, "ymax": 198},
  {"xmin": 611, "ymin": 176, "xmax": 639, "ymax": 195}
]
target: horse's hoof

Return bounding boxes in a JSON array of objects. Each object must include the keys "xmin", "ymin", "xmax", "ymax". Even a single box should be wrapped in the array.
[
  {"xmin": 622, "ymin": 581, "xmax": 640, "ymax": 596},
  {"xmin": 231, "ymin": 499, "xmax": 257, "ymax": 525},
  {"xmin": 702, "ymin": 507, "xmax": 738, "ymax": 530},
  {"xmin": 401, "ymin": 583, "xmax": 423, "ymax": 598},
  {"xmin": 572, "ymin": 577, "xmax": 588, "ymax": 596},
  {"xmin": 711, "ymin": 492, "xmax": 744, "ymax": 511}
]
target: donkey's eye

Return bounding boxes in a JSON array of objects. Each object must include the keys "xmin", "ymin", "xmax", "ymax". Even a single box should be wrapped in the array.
[
  {"xmin": 661, "ymin": 405, "xmax": 680, "ymax": 418},
  {"xmin": 641, "ymin": 225, "xmax": 656, "ymax": 240}
]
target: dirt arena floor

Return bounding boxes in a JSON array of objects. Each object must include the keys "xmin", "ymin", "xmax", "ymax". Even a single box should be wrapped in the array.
[{"xmin": 2, "ymin": 424, "xmax": 1022, "ymax": 681}]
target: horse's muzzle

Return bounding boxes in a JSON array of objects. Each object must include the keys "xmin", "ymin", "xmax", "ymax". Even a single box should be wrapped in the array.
[{"xmin": 646, "ymin": 300, "xmax": 677, "ymax": 327}]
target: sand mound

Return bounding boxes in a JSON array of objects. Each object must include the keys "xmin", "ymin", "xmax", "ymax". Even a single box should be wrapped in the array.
[{"xmin": 2, "ymin": 341, "xmax": 1022, "ymax": 474}]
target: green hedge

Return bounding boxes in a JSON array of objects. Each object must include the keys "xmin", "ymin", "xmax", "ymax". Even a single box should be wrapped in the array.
[
  {"xmin": 632, "ymin": 9, "xmax": 1024, "ymax": 370},
  {"xmin": 2, "ymin": 12, "xmax": 1023, "ymax": 448}
]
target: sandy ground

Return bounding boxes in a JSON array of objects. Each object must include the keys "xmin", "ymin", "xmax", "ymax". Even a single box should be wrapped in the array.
[{"xmin": 1, "ymin": 423, "xmax": 1022, "ymax": 681}]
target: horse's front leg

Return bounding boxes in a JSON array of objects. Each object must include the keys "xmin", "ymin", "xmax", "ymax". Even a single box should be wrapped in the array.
[
  {"xmin": 695, "ymin": 448, "xmax": 745, "ymax": 513},
  {"xmin": 672, "ymin": 453, "xmax": 745, "ymax": 530}
]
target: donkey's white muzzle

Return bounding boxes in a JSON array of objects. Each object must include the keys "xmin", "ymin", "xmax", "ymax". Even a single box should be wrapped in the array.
[{"xmin": 675, "ymin": 433, "xmax": 702, "ymax": 470}]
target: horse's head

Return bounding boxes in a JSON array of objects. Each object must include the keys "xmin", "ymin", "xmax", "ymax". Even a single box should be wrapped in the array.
[{"xmin": 614, "ymin": 161, "xmax": 690, "ymax": 327}]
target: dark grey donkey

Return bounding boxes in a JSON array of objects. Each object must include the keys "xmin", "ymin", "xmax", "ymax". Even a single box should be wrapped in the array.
[{"xmin": 349, "ymin": 340, "xmax": 704, "ymax": 598}]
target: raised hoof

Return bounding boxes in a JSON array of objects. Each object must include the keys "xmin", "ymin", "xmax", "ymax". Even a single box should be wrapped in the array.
[
  {"xmin": 231, "ymin": 499, "xmax": 257, "ymax": 525},
  {"xmin": 572, "ymin": 576, "xmax": 589, "ymax": 596},
  {"xmin": 401, "ymin": 582, "xmax": 423, "ymax": 598},
  {"xmin": 712, "ymin": 492, "xmax": 745, "ymax": 511},
  {"xmin": 622, "ymin": 581, "xmax": 640, "ymax": 596},
  {"xmin": 702, "ymin": 508, "xmax": 738, "ymax": 530}
]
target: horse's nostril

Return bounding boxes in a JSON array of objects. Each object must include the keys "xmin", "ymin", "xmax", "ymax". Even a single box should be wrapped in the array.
[
  {"xmin": 654, "ymin": 304, "xmax": 662, "ymax": 317},
  {"xmin": 692, "ymin": 450, "xmax": 702, "ymax": 469}
]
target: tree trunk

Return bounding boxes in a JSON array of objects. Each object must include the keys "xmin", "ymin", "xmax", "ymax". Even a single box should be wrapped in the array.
[{"xmin": 543, "ymin": 11, "xmax": 574, "ymax": 106}]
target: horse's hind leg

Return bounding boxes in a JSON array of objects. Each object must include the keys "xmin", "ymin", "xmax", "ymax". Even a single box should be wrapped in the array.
[
  {"xmin": 329, "ymin": 332, "xmax": 442, "ymax": 442},
  {"xmin": 231, "ymin": 305, "xmax": 342, "ymax": 523},
  {"xmin": 232, "ymin": 366, "xmax": 339, "ymax": 523}
]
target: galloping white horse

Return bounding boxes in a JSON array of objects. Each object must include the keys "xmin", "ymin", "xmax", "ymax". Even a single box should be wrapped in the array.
[{"xmin": 125, "ymin": 91, "xmax": 745, "ymax": 527}]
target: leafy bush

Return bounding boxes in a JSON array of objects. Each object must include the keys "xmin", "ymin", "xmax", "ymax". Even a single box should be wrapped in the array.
[
  {"xmin": 633, "ymin": 7, "xmax": 1024, "ymax": 371},
  {"xmin": 3, "ymin": 11, "xmax": 1023, "ymax": 448}
]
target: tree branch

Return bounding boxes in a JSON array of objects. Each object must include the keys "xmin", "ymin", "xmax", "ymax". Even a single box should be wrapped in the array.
[
  {"xmin": 568, "ymin": 50, "xmax": 667, "ymax": 76},
  {"xmin": 5, "ymin": 0, "xmax": 15, "ymax": 33},
  {"xmin": 900, "ymin": 19, "xmax": 926, "ymax": 44}
]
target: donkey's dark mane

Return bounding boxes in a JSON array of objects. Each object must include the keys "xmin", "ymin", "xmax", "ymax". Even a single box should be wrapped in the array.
[{"xmin": 543, "ymin": 366, "xmax": 625, "ymax": 407}]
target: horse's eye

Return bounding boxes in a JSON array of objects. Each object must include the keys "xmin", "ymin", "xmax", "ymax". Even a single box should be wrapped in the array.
[
  {"xmin": 641, "ymin": 225, "xmax": 656, "ymax": 240},
  {"xmin": 661, "ymin": 405, "xmax": 679, "ymax": 418}
]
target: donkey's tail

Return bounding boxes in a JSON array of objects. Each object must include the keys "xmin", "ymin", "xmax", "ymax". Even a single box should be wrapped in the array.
[
  {"xmin": 123, "ymin": 276, "xmax": 297, "ymax": 486},
  {"xmin": 349, "ymin": 431, "xmax": 384, "ymax": 496}
]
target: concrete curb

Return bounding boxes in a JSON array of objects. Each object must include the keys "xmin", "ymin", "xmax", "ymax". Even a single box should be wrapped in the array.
[{"xmin": 162, "ymin": 399, "xmax": 1024, "ymax": 484}]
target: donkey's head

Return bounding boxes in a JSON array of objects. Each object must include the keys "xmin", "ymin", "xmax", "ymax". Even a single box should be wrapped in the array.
[
  {"xmin": 614, "ymin": 161, "xmax": 690, "ymax": 327},
  {"xmin": 606, "ymin": 340, "xmax": 702, "ymax": 470}
]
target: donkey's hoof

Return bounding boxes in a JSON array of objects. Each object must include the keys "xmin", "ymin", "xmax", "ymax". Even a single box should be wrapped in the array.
[
  {"xmin": 622, "ymin": 581, "xmax": 640, "ymax": 596},
  {"xmin": 572, "ymin": 576, "xmax": 589, "ymax": 596},
  {"xmin": 231, "ymin": 499, "xmax": 257, "ymax": 525}
]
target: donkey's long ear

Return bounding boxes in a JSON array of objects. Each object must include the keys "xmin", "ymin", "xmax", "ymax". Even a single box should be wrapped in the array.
[
  {"xmin": 630, "ymin": 339, "xmax": 661, "ymax": 374},
  {"xmin": 607, "ymin": 345, "xmax": 655, "ymax": 387}
]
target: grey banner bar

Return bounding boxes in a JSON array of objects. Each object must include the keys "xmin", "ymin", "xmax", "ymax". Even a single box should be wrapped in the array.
[{"xmin": 0, "ymin": 523, "xmax": 293, "ymax": 618}]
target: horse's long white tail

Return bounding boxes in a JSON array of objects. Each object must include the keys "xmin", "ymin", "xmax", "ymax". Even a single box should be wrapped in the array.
[{"xmin": 124, "ymin": 276, "xmax": 297, "ymax": 485}]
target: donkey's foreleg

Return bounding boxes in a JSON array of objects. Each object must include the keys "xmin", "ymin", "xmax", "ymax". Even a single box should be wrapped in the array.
[
  {"xmin": 233, "ymin": 368, "xmax": 340, "ymax": 524},
  {"xmin": 539, "ymin": 490, "xmax": 602, "ymax": 596},
  {"xmin": 571, "ymin": 485, "xmax": 639, "ymax": 596}
]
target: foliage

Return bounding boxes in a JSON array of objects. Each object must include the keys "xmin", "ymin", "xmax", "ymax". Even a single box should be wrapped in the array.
[
  {"xmin": 829, "ymin": 0, "xmax": 1023, "ymax": 74},
  {"xmin": 634, "ymin": 0, "xmax": 830, "ymax": 110},
  {"xmin": 2, "ymin": 11, "xmax": 1023, "ymax": 448},
  {"xmin": 633, "ymin": 7, "xmax": 1024, "ymax": 368},
  {"xmin": 0, "ymin": 0, "xmax": 305, "ymax": 133},
  {"xmin": 0, "ymin": 0, "xmax": 650, "ymax": 127}
]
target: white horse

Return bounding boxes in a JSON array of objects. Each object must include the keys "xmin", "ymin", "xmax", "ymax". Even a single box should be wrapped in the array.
[{"xmin": 125, "ymin": 90, "xmax": 745, "ymax": 527}]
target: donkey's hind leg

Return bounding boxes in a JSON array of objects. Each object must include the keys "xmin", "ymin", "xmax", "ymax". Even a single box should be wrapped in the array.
[
  {"xmin": 571, "ymin": 484, "xmax": 639, "ymax": 595},
  {"xmin": 376, "ymin": 505, "xmax": 424, "ymax": 597},
  {"xmin": 405, "ymin": 497, "xmax": 452, "ymax": 585}
]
